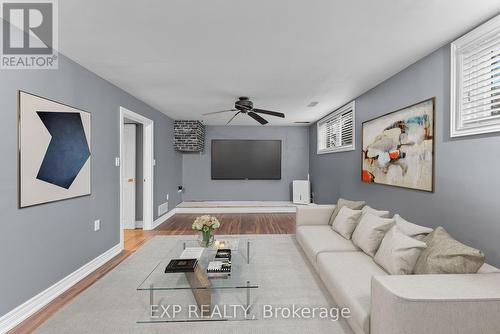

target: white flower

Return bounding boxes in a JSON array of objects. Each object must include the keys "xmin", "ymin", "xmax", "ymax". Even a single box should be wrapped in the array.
[
  {"xmin": 192, "ymin": 215, "xmax": 220, "ymax": 231},
  {"xmin": 192, "ymin": 221, "xmax": 202, "ymax": 230}
]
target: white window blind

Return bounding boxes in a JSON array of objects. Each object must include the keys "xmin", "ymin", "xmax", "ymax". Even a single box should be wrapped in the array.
[
  {"xmin": 451, "ymin": 14, "xmax": 500, "ymax": 137},
  {"xmin": 317, "ymin": 101, "xmax": 355, "ymax": 154}
]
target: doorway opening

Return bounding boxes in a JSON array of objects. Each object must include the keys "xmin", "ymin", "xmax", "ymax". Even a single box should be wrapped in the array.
[
  {"xmin": 124, "ymin": 121, "xmax": 142, "ymax": 228},
  {"xmin": 119, "ymin": 107, "xmax": 154, "ymax": 248}
]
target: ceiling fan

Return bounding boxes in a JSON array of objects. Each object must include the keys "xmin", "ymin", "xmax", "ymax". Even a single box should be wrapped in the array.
[{"xmin": 203, "ymin": 97, "xmax": 285, "ymax": 125}]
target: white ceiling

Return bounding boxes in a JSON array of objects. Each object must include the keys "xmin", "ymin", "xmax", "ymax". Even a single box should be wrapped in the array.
[{"xmin": 58, "ymin": 1, "xmax": 500, "ymax": 125}]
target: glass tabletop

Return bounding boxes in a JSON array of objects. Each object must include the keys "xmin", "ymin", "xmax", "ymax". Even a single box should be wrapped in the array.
[{"xmin": 137, "ymin": 238, "xmax": 259, "ymax": 291}]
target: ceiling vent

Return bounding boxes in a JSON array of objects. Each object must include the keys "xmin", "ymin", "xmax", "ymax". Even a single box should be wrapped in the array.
[{"xmin": 307, "ymin": 101, "xmax": 319, "ymax": 107}]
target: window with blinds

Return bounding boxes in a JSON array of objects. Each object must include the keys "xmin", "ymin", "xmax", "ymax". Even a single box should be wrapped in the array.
[
  {"xmin": 317, "ymin": 101, "xmax": 355, "ymax": 154},
  {"xmin": 451, "ymin": 15, "xmax": 500, "ymax": 137}
]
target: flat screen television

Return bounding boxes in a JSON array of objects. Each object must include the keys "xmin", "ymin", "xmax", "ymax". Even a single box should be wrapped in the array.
[{"xmin": 211, "ymin": 140, "xmax": 281, "ymax": 180}]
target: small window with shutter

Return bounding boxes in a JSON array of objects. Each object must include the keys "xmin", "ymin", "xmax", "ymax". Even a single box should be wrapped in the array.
[
  {"xmin": 451, "ymin": 15, "xmax": 500, "ymax": 137},
  {"xmin": 317, "ymin": 101, "xmax": 355, "ymax": 154}
]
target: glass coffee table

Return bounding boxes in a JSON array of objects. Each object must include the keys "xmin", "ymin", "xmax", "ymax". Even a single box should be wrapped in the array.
[{"xmin": 137, "ymin": 238, "xmax": 259, "ymax": 323}]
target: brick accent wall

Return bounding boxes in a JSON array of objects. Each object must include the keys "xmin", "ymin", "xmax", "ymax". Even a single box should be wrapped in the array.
[{"xmin": 174, "ymin": 120, "xmax": 205, "ymax": 152}]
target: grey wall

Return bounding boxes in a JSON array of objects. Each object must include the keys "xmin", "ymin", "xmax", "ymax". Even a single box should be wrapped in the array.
[
  {"xmin": 309, "ymin": 46, "xmax": 500, "ymax": 266},
  {"xmin": 182, "ymin": 126, "xmax": 309, "ymax": 201},
  {"xmin": 0, "ymin": 54, "xmax": 182, "ymax": 316}
]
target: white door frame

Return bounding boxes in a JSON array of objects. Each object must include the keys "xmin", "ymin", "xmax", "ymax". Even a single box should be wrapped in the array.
[{"xmin": 119, "ymin": 107, "xmax": 154, "ymax": 247}]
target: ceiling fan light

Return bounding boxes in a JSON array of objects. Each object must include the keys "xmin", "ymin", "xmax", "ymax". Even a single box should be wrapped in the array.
[{"xmin": 205, "ymin": 96, "xmax": 285, "ymax": 125}]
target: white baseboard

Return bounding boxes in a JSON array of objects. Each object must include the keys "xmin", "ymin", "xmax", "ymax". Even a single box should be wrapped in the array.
[
  {"xmin": 0, "ymin": 243, "xmax": 123, "ymax": 334},
  {"xmin": 152, "ymin": 208, "xmax": 177, "ymax": 229},
  {"xmin": 175, "ymin": 207, "xmax": 296, "ymax": 213}
]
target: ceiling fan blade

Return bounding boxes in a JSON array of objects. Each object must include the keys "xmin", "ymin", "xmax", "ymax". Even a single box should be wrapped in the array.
[
  {"xmin": 248, "ymin": 111, "xmax": 268, "ymax": 125},
  {"xmin": 202, "ymin": 109, "xmax": 236, "ymax": 116},
  {"xmin": 226, "ymin": 112, "xmax": 240, "ymax": 125},
  {"xmin": 253, "ymin": 108, "xmax": 285, "ymax": 118}
]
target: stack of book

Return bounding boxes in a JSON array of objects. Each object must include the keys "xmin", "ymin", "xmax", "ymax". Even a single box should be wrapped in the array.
[
  {"xmin": 164, "ymin": 258, "xmax": 198, "ymax": 273},
  {"xmin": 164, "ymin": 247, "xmax": 204, "ymax": 273},
  {"xmin": 207, "ymin": 249, "xmax": 232, "ymax": 278}
]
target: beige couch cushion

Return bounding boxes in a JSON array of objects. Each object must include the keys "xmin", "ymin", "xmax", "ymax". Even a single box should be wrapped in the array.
[
  {"xmin": 478, "ymin": 263, "xmax": 500, "ymax": 273},
  {"xmin": 352, "ymin": 213, "xmax": 395, "ymax": 257},
  {"xmin": 393, "ymin": 214, "xmax": 433, "ymax": 240},
  {"xmin": 296, "ymin": 225, "xmax": 359, "ymax": 268},
  {"xmin": 296, "ymin": 204, "xmax": 336, "ymax": 226},
  {"xmin": 328, "ymin": 198, "xmax": 366, "ymax": 225},
  {"xmin": 317, "ymin": 252, "xmax": 387, "ymax": 334},
  {"xmin": 414, "ymin": 226, "xmax": 485, "ymax": 274},
  {"xmin": 374, "ymin": 226, "xmax": 427, "ymax": 275},
  {"xmin": 332, "ymin": 206, "xmax": 363, "ymax": 239},
  {"xmin": 362, "ymin": 205, "xmax": 390, "ymax": 218}
]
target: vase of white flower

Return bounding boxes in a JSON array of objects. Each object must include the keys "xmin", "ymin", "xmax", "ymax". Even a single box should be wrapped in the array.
[{"xmin": 192, "ymin": 215, "xmax": 220, "ymax": 247}]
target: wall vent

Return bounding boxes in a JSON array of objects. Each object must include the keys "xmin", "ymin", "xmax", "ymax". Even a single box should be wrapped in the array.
[{"xmin": 158, "ymin": 201, "xmax": 169, "ymax": 216}]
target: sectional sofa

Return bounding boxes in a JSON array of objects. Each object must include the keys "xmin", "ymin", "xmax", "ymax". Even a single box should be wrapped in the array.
[{"xmin": 295, "ymin": 204, "xmax": 500, "ymax": 334}]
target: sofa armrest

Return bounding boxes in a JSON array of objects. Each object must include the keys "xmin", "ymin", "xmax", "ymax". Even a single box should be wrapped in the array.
[
  {"xmin": 296, "ymin": 205, "xmax": 336, "ymax": 226},
  {"xmin": 371, "ymin": 274, "xmax": 500, "ymax": 334}
]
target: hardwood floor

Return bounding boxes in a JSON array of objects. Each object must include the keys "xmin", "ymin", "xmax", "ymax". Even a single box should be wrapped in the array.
[
  {"xmin": 8, "ymin": 212, "xmax": 295, "ymax": 334},
  {"xmin": 157, "ymin": 213, "xmax": 296, "ymax": 234},
  {"xmin": 123, "ymin": 213, "xmax": 295, "ymax": 257}
]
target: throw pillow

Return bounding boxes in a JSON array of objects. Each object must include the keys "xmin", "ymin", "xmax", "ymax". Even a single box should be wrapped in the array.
[
  {"xmin": 393, "ymin": 214, "xmax": 433, "ymax": 240},
  {"xmin": 414, "ymin": 226, "xmax": 485, "ymax": 274},
  {"xmin": 328, "ymin": 198, "xmax": 366, "ymax": 225},
  {"xmin": 332, "ymin": 206, "xmax": 363, "ymax": 239},
  {"xmin": 361, "ymin": 205, "xmax": 390, "ymax": 218},
  {"xmin": 352, "ymin": 212, "xmax": 394, "ymax": 257},
  {"xmin": 374, "ymin": 226, "xmax": 427, "ymax": 275}
]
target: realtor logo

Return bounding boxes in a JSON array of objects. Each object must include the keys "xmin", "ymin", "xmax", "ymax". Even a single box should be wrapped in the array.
[{"xmin": 1, "ymin": 0, "xmax": 58, "ymax": 69}]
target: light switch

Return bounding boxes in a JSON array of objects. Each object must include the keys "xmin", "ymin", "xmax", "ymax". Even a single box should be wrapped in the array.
[{"xmin": 94, "ymin": 219, "xmax": 101, "ymax": 231}]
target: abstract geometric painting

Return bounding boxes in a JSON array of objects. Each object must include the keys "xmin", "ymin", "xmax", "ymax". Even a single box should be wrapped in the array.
[
  {"xmin": 19, "ymin": 91, "xmax": 91, "ymax": 207},
  {"xmin": 361, "ymin": 98, "xmax": 435, "ymax": 192}
]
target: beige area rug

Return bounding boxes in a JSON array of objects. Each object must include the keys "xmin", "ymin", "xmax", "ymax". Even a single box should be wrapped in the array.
[{"xmin": 35, "ymin": 235, "xmax": 353, "ymax": 334}]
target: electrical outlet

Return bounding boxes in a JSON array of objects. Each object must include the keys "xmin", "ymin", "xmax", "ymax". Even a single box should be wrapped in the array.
[
  {"xmin": 94, "ymin": 219, "xmax": 100, "ymax": 231},
  {"xmin": 115, "ymin": 157, "xmax": 120, "ymax": 166}
]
